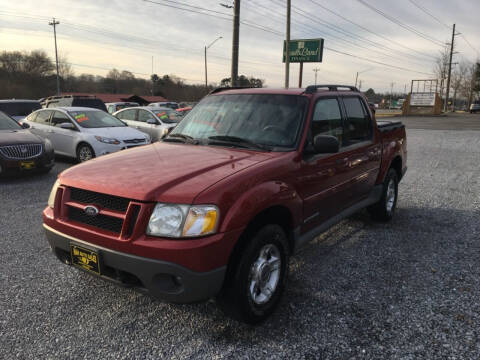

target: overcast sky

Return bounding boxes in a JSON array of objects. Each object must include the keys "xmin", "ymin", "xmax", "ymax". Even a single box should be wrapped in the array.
[{"xmin": 1, "ymin": 0, "xmax": 479, "ymax": 92}]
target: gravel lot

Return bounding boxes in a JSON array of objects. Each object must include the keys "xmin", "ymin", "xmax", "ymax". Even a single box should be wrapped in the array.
[{"xmin": 1, "ymin": 116, "xmax": 480, "ymax": 359}]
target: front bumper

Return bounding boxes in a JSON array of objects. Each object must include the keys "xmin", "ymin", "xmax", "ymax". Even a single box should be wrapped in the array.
[
  {"xmin": 0, "ymin": 151, "xmax": 54, "ymax": 176},
  {"xmin": 93, "ymin": 140, "xmax": 149, "ymax": 157},
  {"xmin": 44, "ymin": 224, "xmax": 226, "ymax": 303}
]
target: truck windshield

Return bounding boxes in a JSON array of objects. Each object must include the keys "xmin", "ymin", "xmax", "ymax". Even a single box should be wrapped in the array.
[
  {"xmin": 69, "ymin": 111, "xmax": 127, "ymax": 128},
  {"xmin": 170, "ymin": 94, "xmax": 307, "ymax": 150}
]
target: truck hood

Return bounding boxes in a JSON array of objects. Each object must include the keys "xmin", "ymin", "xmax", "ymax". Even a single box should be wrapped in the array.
[{"xmin": 59, "ymin": 142, "xmax": 274, "ymax": 203}]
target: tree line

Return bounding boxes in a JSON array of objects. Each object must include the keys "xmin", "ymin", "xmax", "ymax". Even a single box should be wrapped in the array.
[{"xmin": 0, "ymin": 50, "xmax": 264, "ymax": 101}]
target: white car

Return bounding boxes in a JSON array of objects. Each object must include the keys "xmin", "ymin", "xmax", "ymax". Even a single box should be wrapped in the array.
[
  {"xmin": 113, "ymin": 106, "xmax": 179, "ymax": 142},
  {"xmin": 148, "ymin": 101, "xmax": 179, "ymax": 109},
  {"xmin": 23, "ymin": 107, "xmax": 151, "ymax": 162},
  {"xmin": 105, "ymin": 102, "xmax": 139, "ymax": 114}
]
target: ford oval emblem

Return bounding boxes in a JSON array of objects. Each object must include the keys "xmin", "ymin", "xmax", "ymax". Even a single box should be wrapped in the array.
[{"xmin": 84, "ymin": 205, "xmax": 99, "ymax": 217}]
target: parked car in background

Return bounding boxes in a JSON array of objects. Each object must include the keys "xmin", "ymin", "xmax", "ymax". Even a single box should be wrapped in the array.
[
  {"xmin": 23, "ymin": 107, "xmax": 150, "ymax": 162},
  {"xmin": 0, "ymin": 99, "xmax": 42, "ymax": 122},
  {"xmin": 470, "ymin": 102, "xmax": 480, "ymax": 113},
  {"xmin": 149, "ymin": 101, "xmax": 179, "ymax": 110},
  {"xmin": 0, "ymin": 111, "xmax": 54, "ymax": 176},
  {"xmin": 113, "ymin": 106, "xmax": 179, "ymax": 141},
  {"xmin": 43, "ymin": 85, "xmax": 407, "ymax": 324},
  {"xmin": 175, "ymin": 107, "xmax": 192, "ymax": 117},
  {"xmin": 45, "ymin": 95, "xmax": 108, "ymax": 112},
  {"xmin": 106, "ymin": 102, "xmax": 139, "ymax": 114}
]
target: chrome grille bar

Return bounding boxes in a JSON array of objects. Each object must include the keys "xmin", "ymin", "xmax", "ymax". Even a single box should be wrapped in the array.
[{"xmin": 0, "ymin": 144, "xmax": 43, "ymax": 160}]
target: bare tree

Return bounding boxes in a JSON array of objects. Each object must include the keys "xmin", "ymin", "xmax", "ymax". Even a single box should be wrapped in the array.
[{"xmin": 433, "ymin": 46, "xmax": 450, "ymax": 99}]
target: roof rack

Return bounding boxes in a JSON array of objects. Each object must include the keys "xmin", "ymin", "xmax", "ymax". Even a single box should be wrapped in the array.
[
  {"xmin": 304, "ymin": 85, "xmax": 359, "ymax": 94},
  {"xmin": 209, "ymin": 86, "xmax": 254, "ymax": 95}
]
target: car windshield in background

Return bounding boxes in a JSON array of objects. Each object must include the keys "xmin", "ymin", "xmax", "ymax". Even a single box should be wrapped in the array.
[
  {"xmin": 152, "ymin": 109, "xmax": 180, "ymax": 123},
  {"xmin": 170, "ymin": 94, "xmax": 307, "ymax": 150},
  {"xmin": 0, "ymin": 102, "xmax": 41, "ymax": 116},
  {"xmin": 69, "ymin": 111, "xmax": 127, "ymax": 128},
  {"xmin": 0, "ymin": 112, "xmax": 22, "ymax": 130}
]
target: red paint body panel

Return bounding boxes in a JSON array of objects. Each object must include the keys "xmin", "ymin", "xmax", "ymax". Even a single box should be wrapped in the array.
[{"xmin": 44, "ymin": 88, "xmax": 407, "ymax": 273}]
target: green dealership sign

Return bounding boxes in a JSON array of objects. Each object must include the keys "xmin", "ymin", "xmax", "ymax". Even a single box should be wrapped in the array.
[{"xmin": 283, "ymin": 38, "xmax": 324, "ymax": 63}]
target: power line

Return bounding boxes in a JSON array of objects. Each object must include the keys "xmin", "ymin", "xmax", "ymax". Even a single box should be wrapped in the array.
[
  {"xmin": 305, "ymin": 0, "xmax": 437, "ymax": 61},
  {"xmin": 356, "ymin": 0, "xmax": 445, "ymax": 47},
  {"xmin": 460, "ymin": 34, "xmax": 480, "ymax": 58},
  {"xmin": 407, "ymin": 0, "xmax": 451, "ymax": 29}
]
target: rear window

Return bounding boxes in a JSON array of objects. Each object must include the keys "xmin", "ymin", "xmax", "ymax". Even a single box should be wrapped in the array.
[{"xmin": 0, "ymin": 102, "xmax": 41, "ymax": 116}]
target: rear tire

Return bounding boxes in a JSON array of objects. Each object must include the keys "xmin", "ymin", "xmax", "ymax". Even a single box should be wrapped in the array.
[
  {"xmin": 217, "ymin": 224, "xmax": 289, "ymax": 324},
  {"xmin": 368, "ymin": 168, "xmax": 398, "ymax": 222},
  {"xmin": 76, "ymin": 143, "xmax": 95, "ymax": 163}
]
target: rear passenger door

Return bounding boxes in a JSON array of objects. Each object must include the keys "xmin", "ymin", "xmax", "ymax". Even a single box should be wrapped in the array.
[
  {"xmin": 339, "ymin": 96, "xmax": 381, "ymax": 203},
  {"xmin": 28, "ymin": 110, "xmax": 53, "ymax": 139},
  {"xmin": 137, "ymin": 110, "xmax": 158, "ymax": 140},
  {"xmin": 116, "ymin": 109, "xmax": 137, "ymax": 127},
  {"xmin": 50, "ymin": 111, "xmax": 78, "ymax": 156}
]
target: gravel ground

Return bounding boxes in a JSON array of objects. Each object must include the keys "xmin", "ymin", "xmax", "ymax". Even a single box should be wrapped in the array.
[{"xmin": 1, "ymin": 127, "xmax": 479, "ymax": 359}]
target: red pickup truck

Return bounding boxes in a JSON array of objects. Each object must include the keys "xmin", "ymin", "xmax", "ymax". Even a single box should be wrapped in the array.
[{"xmin": 43, "ymin": 85, "xmax": 407, "ymax": 324}]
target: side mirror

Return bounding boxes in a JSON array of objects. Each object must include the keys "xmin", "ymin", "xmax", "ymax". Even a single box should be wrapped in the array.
[
  {"xmin": 21, "ymin": 122, "xmax": 30, "ymax": 129},
  {"xmin": 146, "ymin": 118, "xmax": 158, "ymax": 125},
  {"xmin": 369, "ymin": 103, "xmax": 376, "ymax": 114},
  {"xmin": 313, "ymin": 135, "xmax": 340, "ymax": 154},
  {"xmin": 60, "ymin": 122, "xmax": 76, "ymax": 130}
]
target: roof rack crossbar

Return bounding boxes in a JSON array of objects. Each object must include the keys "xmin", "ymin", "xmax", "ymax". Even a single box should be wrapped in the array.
[{"xmin": 304, "ymin": 85, "xmax": 359, "ymax": 94}]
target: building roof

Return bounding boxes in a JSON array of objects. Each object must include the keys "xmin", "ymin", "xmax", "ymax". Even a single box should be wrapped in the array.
[{"xmin": 60, "ymin": 93, "xmax": 168, "ymax": 104}]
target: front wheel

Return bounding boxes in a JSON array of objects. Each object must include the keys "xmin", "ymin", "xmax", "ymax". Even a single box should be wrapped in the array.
[
  {"xmin": 76, "ymin": 143, "xmax": 95, "ymax": 163},
  {"xmin": 368, "ymin": 168, "xmax": 398, "ymax": 222},
  {"xmin": 217, "ymin": 224, "xmax": 289, "ymax": 324}
]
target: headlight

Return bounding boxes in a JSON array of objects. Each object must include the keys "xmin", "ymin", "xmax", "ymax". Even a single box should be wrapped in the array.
[
  {"xmin": 95, "ymin": 136, "xmax": 120, "ymax": 145},
  {"xmin": 43, "ymin": 138, "xmax": 53, "ymax": 152},
  {"xmin": 48, "ymin": 180, "xmax": 60, "ymax": 209},
  {"xmin": 146, "ymin": 204, "xmax": 219, "ymax": 238}
]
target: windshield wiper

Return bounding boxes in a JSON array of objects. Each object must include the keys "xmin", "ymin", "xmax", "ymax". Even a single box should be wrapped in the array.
[
  {"xmin": 207, "ymin": 135, "xmax": 271, "ymax": 151},
  {"xmin": 163, "ymin": 133, "xmax": 198, "ymax": 144}
]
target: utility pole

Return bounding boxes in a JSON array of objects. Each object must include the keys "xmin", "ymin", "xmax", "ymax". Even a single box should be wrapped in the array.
[
  {"xmin": 390, "ymin": 82, "xmax": 395, "ymax": 109},
  {"xmin": 49, "ymin": 18, "xmax": 60, "ymax": 96},
  {"xmin": 231, "ymin": 0, "xmax": 240, "ymax": 87},
  {"xmin": 313, "ymin": 67, "xmax": 320, "ymax": 86},
  {"xmin": 285, "ymin": 0, "xmax": 291, "ymax": 88},
  {"xmin": 151, "ymin": 56, "xmax": 154, "ymax": 95},
  {"xmin": 355, "ymin": 72, "xmax": 359, "ymax": 88},
  {"xmin": 445, "ymin": 23, "xmax": 457, "ymax": 112},
  {"xmin": 358, "ymin": 80, "xmax": 362, "ymax": 91}
]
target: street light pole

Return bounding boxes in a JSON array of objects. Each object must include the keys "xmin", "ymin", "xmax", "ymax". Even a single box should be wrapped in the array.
[
  {"xmin": 49, "ymin": 18, "xmax": 60, "ymax": 95},
  {"xmin": 313, "ymin": 67, "xmax": 320, "ymax": 86},
  {"xmin": 354, "ymin": 67, "xmax": 373, "ymax": 88},
  {"xmin": 205, "ymin": 36, "xmax": 222, "ymax": 89}
]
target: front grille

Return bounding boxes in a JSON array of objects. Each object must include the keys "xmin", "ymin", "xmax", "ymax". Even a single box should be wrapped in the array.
[
  {"xmin": 123, "ymin": 138, "xmax": 145, "ymax": 144},
  {"xmin": 68, "ymin": 206, "xmax": 123, "ymax": 233},
  {"xmin": 0, "ymin": 144, "xmax": 43, "ymax": 160},
  {"xmin": 70, "ymin": 188, "xmax": 130, "ymax": 212}
]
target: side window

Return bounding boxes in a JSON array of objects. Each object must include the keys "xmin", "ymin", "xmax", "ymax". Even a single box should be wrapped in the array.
[
  {"xmin": 117, "ymin": 109, "xmax": 136, "ymax": 121},
  {"xmin": 35, "ymin": 111, "xmax": 53, "ymax": 125},
  {"xmin": 51, "ymin": 111, "xmax": 72, "ymax": 127},
  {"xmin": 343, "ymin": 97, "xmax": 372, "ymax": 144},
  {"xmin": 108, "ymin": 105, "xmax": 114, "ymax": 114},
  {"xmin": 138, "ymin": 110, "xmax": 155, "ymax": 123},
  {"xmin": 26, "ymin": 112, "xmax": 37, "ymax": 122},
  {"xmin": 312, "ymin": 98, "xmax": 343, "ymax": 144}
]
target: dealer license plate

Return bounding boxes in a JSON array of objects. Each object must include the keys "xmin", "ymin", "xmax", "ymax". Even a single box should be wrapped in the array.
[
  {"xmin": 20, "ymin": 161, "xmax": 35, "ymax": 170},
  {"xmin": 70, "ymin": 244, "xmax": 101, "ymax": 275}
]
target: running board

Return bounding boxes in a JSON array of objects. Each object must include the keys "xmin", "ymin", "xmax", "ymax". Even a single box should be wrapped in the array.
[{"xmin": 293, "ymin": 184, "xmax": 383, "ymax": 252}]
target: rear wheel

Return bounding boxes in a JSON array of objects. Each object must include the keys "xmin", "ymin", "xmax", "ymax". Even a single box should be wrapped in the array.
[
  {"xmin": 217, "ymin": 224, "xmax": 289, "ymax": 324},
  {"xmin": 76, "ymin": 143, "xmax": 95, "ymax": 163},
  {"xmin": 368, "ymin": 168, "xmax": 398, "ymax": 222}
]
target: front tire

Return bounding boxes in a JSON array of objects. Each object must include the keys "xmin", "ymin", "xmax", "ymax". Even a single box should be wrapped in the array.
[
  {"xmin": 76, "ymin": 143, "xmax": 95, "ymax": 163},
  {"xmin": 217, "ymin": 224, "xmax": 289, "ymax": 324},
  {"xmin": 368, "ymin": 168, "xmax": 398, "ymax": 222}
]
